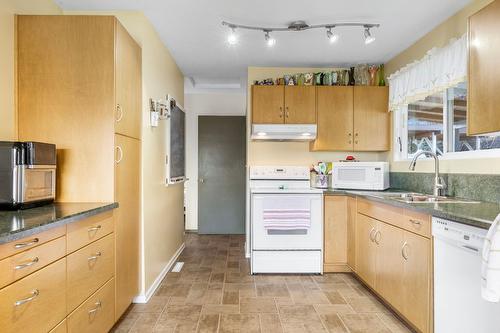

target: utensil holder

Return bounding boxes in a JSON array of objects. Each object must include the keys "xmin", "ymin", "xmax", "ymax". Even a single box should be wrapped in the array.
[{"xmin": 311, "ymin": 174, "xmax": 331, "ymax": 189}]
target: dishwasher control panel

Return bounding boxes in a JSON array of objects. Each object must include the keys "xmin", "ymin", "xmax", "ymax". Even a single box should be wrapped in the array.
[{"xmin": 432, "ymin": 217, "xmax": 487, "ymax": 250}]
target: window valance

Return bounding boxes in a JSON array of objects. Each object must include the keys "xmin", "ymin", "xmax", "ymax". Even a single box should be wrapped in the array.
[{"xmin": 388, "ymin": 34, "xmax": 467, "ymax": 111}]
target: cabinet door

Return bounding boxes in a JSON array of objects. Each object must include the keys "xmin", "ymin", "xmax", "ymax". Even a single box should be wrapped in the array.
[
  {"xmin": 252, "ymin": 86, "xmax": 284, "ymax": 124},
  {"xmin": 311, "ymin": 86, "xmax": 353, "ymax": 151},
  {"xmin": 468, "ymin": 0, "xmax": 500, "ymax": 135},
  {"xmin": 346, "ymin": 197, "xmax": 357, "ymax": 270},
  {"xmin": 115, "ymin": 20, "xmax": 142, "ymax": 139},
  {"xmin": 355, "ymin": 213, "xmax": 377, "ymax": 286},
  {"xmin": 114, "ymin": 134, "xmax": 141, "ymax": 319},
  {"xmin": 323, "ymin": 196, "xmax": 348, "ymax": 272},
  {"xmin": 374, "ymin": 222, "xmax": 404, "ymax": 310},
  {"xmin": 284, "ymin": 86, "xmax": 316, "ymax": 124},
  {"xmin": 353, "ymin": 86, "xmax": 389, "ymax": 151},
  {"xmin": 401, "ymin": 231, "xmax": 431, "ymax": 333}
]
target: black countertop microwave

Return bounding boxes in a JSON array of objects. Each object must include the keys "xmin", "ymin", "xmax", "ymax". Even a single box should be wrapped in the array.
[{"xmin": 0, "ymin": 142, "xmax": 56, "ymax": 209}]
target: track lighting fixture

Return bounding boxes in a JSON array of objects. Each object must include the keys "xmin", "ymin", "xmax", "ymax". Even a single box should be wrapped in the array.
[
  {"xmin": 364, "ymin": 26, "xmax": 375, "ymax": 44},
  {"xmin": 227, "ymin": 27, "xmax": 238, "ymax": 45},
  {"xmin": 326, "ymin": 27, "xmax": 339, "ymax": 43},
  {"xmin": 222, "ymin": 20, "xmax": 379, "ymax": 47},
  {"xmin": 264, "ymin": 31, "xmax": 276, "ymax": 47}
]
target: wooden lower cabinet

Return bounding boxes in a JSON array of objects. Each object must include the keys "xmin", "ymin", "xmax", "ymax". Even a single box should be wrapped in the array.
[
  {"xmin": 67, "ymin": 278, "xmax": 115, "ymax": 333},
  {"xmin": 355, "ymin": 213, "xmax": 378, "ymax": 287},
  {"xmin": 0, "ymin": 258, "xmax": 66, "ymax": 333},
  {"xmin": 346, "ymin": 197, "xmax": 357, "ymax": 270},
  {"xmin": 49, "ymin": 320, "xmax": 67, "ymax": 333},
  {"xmin": 323, "ymin": 196, "xmax": 350, "ymax": 272}
]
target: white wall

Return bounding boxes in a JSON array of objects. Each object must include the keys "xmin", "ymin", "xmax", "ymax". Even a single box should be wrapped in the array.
[{"xmin": 184, "ymin": 91, "xmax": 246, "ymax": 231}]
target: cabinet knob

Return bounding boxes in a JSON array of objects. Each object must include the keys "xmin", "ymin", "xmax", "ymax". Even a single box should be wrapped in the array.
[
  {"xmin": 401, "ymin": 242, "xmax": 409, "ymax": 260},
  {"xmin": 279, "ymin": 107, "xmax": 283, "ymax": 118},
  {"xmin": 374, "ymin": 231, "xmax": 381, "ymax": 245},
  {"xmin": 369, "ymin": 228, "xmax": 376, "ymax": 242}
]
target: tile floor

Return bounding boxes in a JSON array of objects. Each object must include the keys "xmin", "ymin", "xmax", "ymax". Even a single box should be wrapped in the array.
[{"xmin": 111, "ymin": 234, "xmax": 412, "ymax": 333}]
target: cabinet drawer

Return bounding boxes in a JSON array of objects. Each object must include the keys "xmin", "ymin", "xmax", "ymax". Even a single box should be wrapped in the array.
[
  {"xmin": 358, "ymin": 198, "xmax": 404, "ymax": 226},
  {"xmin": 66, "ymin": 211, "xmax": 113, "ymax": 254},
  {"xmin": 67, "ymin": 278, "xmax": 115, "ymax": 333},
  {"xmin": 0, "ymin": 236, "xmax": 66, "ymax": 289},
  {"xmin": 402, "ymin": 209, "xmax": 431, "ymax": 238},
  {"xmin": 0, "ymin": 258, "xmax": 66, "ymax": 333},
  {"xmin": 0, "ymin": 225, "xmax": 65, "ymax": 260},
  {"xmin": 67, "ymin": 233, "xmax": 114, "ymax": 312},
  {"xmin": 49, "ymin": 319, "xmax": 67, "ymax": 333}
]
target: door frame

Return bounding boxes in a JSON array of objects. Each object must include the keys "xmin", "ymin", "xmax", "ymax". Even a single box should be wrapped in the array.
[{"xmin": 185, "ymin": 113, "xmax": 247, "ymax": 233}]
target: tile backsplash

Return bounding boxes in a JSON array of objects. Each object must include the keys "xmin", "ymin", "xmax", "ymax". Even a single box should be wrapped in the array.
[{"xmin": 390, "ymin": 172, "xmax": 500, "ymax": 203}]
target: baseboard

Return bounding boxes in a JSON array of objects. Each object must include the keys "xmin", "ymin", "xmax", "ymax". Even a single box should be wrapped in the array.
[
  {"xmin": 323, "ymin": 263, "xmax": 352, "ymax": 273},
  {"xmin": 133, "ymin": 242, "xmax": 185, "ymax": 304}
]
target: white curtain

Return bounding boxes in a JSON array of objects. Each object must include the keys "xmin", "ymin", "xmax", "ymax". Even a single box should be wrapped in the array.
[{"xmin": 388, "ymin": 34, "xmax": 467, "ymax": 111}]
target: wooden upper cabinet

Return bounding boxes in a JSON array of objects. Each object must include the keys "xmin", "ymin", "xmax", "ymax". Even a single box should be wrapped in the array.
[
  {"xmin": 284, "ymin": 86, "xmax": 316, "ymax": 124},
  {"xmin": 311, "ymin": 86, "xmax": 353, "ymax": 151},
  {"xmin": 252, "ymin": 85, "xmax": 284, "ymax": 124},
  {"xmin": 353, "ymin": 86, "xmax": 390, "ymax": 151},
  {"xmin": 115, "ymin": 21, "xmax": 142, "ymax": 139},
  {"xmin": 468, "ymin": 0, "xmax": 500, "ymax": 135}
]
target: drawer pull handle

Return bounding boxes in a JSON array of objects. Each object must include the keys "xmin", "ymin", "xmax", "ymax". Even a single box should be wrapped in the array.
[
  {"xmin": 14, "ymin": 238, "xmax": 39, "ymax": 249},
  {"xmin": 409, "ymin": 219, "xmax": 422, "ymax": 226},
  {"xmin": 374, "ymin": 231, "xmax": 381, "ymax": 245},
  {"xmin": 401, "ymin": 241, "xmax": 409, "ymax": 260},
  {"xmin": 88, "ymin": 225, "xmax": 102, "ymax": 232},
  {"xmin": 14, "ymin": 257, "xmax": 39, "ymax": 270},
  {"xmin": 14, "ymin": 289, "xmax": 39, "ymax": 306},
  {"xmin": 369, "ymin": 228, "xmax": 376, "ymax": 242},
  {"xmin": 88, "ymin": 300, "xmax": 102, "ymax": 315},
  {"xmin": 88, "ymin": 252, "xmax": 102, "ymax": 261}
]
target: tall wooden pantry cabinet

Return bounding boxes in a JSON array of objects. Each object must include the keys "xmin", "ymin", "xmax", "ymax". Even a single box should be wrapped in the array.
[{"xmin": 16, "ymin": 15, "xmax": 141, "ymax": 320}]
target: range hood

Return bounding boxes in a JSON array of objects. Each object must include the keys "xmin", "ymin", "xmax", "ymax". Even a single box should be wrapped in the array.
[{"xmin": 251, "ymin": 124, "xmax": 317, "ymax": 141}]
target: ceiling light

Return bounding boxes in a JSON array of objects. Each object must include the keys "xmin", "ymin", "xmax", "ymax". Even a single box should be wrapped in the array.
[
  {"xmin": 264, "ymin": 31, "xmax": 276, "ymax": 47},
  {"xmin": 364, "ymin": 27, "xmax": 375, "ymax": 44},
  {"xmin": 301, "ymin": 133, "xmax": 311, "ymax": 137},
  {"xmin": 227, "ymin": 27, "xmax": 238, "ymax": 45},
  {"xmin": 326, "ymin": 28, "xmax": 339, "ymax": 43},
  {"xmin": 257, "ymin": 132, "xmax": 267, "ymax": 136}
]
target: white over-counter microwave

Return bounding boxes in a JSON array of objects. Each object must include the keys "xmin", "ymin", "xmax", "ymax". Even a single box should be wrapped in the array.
[{"xmin": 332, "ymin": 162, "xmax": 389, "ymax": 190}]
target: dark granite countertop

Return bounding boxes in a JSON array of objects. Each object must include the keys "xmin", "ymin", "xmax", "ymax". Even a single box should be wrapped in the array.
[
  {"xmin": 323, "ymin": 189, "xmax": 500, "ymax": 230},
  {"xmin": 0, "ymin": 202, "xmax": 118, "ymax": 244}
]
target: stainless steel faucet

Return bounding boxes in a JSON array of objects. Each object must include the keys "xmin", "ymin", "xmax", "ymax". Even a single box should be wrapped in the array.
[{"xmin": 409, "ymin": 150, "xmax": 446, "ymax": 197}]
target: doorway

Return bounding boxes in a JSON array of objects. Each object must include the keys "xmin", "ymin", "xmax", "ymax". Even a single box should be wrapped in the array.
[{"xmin": 198, "ymin": 116, "xmax": 246, "ymax": 234}]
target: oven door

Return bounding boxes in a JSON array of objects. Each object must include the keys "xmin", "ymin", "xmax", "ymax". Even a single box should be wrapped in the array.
[
  {"xmin": 17, "ymin": 167, "xmax": 56, "ymax": 203},
  {"xmin": 251, "ymin": 193, "xmax": 323, "ymax": 250}
]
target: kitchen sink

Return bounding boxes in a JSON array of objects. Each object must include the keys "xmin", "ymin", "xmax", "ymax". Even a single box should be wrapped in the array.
[{"xmin": 384, "ymin": 193, "xmax": 480, "ymax": 204}]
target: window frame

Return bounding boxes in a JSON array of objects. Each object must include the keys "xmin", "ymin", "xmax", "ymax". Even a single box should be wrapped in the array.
[{"xmin": 393, "ymin": 86, "xmax": 500, "ymax": 162}]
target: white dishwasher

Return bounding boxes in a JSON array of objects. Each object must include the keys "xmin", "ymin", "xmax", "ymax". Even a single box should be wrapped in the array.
[{"xmin": 433, "ymin": 217, "xmax": 500, "ymax": 333}]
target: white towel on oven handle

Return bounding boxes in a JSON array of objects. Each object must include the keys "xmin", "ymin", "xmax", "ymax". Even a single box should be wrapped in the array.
[
  {"xmin": 481, "ymin": 213, "xmax": 500, "ymax": 302},
  {"xmin": 262, "ymin": 197, "xmax": 311, "ymax": 230}
]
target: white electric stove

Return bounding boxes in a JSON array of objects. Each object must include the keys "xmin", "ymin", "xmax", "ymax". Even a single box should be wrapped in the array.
[{"xmin": 249, "ymin": 166, "xmax": 323, "ymax": 274}]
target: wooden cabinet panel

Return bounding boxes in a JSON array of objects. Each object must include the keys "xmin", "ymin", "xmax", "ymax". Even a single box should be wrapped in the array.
[
  {"xmin": 311, "ymin": 86, "xmax": 354, "ymax": 151},
  {"xmin": 17, "ymin": 15, "xmax": 116, "ymax": 202},
  {"xmin": 0, "ymin": 258, "xmax": 66, "ymax": 333},
  {"xmin": 353, "ymin": 86, "xmax": 389, "ymax": 151},
  {"xmin": 114, "ymin": 134, "xmax": 141, "ymax": 319},
  {"xmin": 323, "ymin": 196, "xmax": 349, "ymax": 272},
  {"xmin": 355, "ymin": 213, "xmax": 377, "ymax": 286},
  {"xmin": 401, "ymin": 232, "xmax": 431, "ymax": 333},
  {"xmin": 66, "ymin": 211, "xmax": 114, "ymax": 254},
  {"xmin": 0, "ymin": 236, "xmax": 66, "ymax": 289},
  {"xmin": 0, "ymin": 225, "xmax": 65, "ymax": 260},
  {"xmin": 49, "ymin": 320, "xmax": 67, "ymax": 333},
  {"xmin": 346, "ymin": 197, "xmax": 357, "ymax": 270},
  {"xmin": 402, "ymin": 209, "xmax": 431, "ymax": 238},
  {"xmin": 67, "ymin": 234, "xmax": 115, "ymax": 312},
  {"xmin": 115, "ymin": 20, "xmax": 142, "ymax": 139},
  {"xmin": 375, "ymin": 222, "xmax": 404, "ymax": 310},
  {"xmin": 252, "ymin": 86, "xmax": 284, "ymax": 124},
  {"xmin": 284, "ymin": 86, "xmax": 316, "ymax": 124},
  {"xmin": 67, "ymin": 278, "xmax": 115, "ymax": 333},
  {"xmin": 468, "ymin": 0, "xmax": 500, "ymax": 135}
]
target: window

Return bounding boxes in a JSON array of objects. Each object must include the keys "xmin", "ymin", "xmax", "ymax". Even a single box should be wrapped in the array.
[{"xmin": 394, "ymin": 82, "xmax": 500, "ymax": 160}]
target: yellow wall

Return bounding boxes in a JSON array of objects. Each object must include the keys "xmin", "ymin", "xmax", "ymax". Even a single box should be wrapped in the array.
[
  {"xmin": 63, "ymin": 10, "xmax": 185, "ymax": 296},
  {"xmin": 247, "ymin": 67, "xmax": 387, "ymax": 166},
  {"xmin": 0, "ymin": 0, "xmax": 61, "ymax": 140},
  {"xmin": 385, "ymin": 0, "xmax": 500, "ymax": 174}
]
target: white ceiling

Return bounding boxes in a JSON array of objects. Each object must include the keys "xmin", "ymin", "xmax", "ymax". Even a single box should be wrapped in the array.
[{"xmin": 55, "ymin": 0, "xmax": 471, "ymax": 88}]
